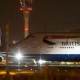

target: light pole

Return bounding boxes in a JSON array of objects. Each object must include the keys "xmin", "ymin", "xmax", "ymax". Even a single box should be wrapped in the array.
[{"xmin": 6, "ymin": 22, "xmax": 9, "ymax": 76}]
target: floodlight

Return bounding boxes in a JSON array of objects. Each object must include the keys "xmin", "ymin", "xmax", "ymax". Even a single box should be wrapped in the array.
[
  {"xmin": 15, "ymin": 54, "xmax": 22, "ymax": 60},
  {"xmin": 38, "ymin": 59, "xmax": 46, "ymax": 64}
]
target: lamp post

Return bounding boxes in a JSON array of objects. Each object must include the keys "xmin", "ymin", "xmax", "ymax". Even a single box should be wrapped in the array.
[{"xmin": 6, "ymin": 22, "xmax": 9, "ymax": 76}]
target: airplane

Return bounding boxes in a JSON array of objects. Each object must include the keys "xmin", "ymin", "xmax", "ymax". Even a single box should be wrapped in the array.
[{"xmin": 9, "ymin": 32, "xmax": 80, "ymax": 61}]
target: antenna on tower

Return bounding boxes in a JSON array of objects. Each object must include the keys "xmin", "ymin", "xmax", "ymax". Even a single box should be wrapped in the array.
[{"xmin": 20, "ymin": 0, "xmax": 33, "ymax": 38}]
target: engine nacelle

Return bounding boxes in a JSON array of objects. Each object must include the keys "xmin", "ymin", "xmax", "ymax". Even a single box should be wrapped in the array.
[{"xmin": 0, "ymin": 56, "xmax": 4, "ymax": 62}]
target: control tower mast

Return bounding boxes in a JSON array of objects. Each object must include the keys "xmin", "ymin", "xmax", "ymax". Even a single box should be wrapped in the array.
[{"xmin": 20, "ymin": 0, "xmax": 33, "ymax": 38}]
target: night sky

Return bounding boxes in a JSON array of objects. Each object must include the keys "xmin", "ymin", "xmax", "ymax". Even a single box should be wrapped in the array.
[{"xmin": 0, "ymin": 0, "xmax": 80, "ymax": 44}]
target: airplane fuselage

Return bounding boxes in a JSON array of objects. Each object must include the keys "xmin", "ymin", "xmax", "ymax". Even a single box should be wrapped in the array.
[{"xmin": 10, "ymin": 32, "xmax": 80, "ymax": 61}]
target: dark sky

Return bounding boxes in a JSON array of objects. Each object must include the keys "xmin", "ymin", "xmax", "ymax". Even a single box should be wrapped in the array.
[
  {"xmin": 0, "ymin": 0, "xmax": 24, "ymax": 43},
  {"xmin": 0, "ymin": 0, "xmax": 80, "ymax": 43}
]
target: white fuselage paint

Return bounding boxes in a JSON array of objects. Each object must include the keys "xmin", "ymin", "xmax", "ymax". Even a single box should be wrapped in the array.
[{"xmin": 10, "ymin": 32, "xmax": 80, "ymax": 55}]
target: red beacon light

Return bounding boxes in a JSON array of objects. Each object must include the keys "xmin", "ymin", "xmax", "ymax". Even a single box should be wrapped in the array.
[
  {"xmin": 20, "ymin": 8, "xmax": 24, "ymax": 11},
  {"xmin": 28, "ymin": 8, "xmax": 32, "ymax": 11},
  {"xmin": 25, "ymin": 28, "xmax": 28, "ymax": 31}
]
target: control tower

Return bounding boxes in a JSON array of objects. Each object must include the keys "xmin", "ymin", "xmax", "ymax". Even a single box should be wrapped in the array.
[{"xmin": 20, "ymin": 0, "xmax": 33, "ymax": 38}]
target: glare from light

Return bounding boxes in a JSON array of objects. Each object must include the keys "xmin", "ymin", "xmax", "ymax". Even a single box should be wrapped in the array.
[
  {"xmin": 15, "ymin": 54, "xmax": 22, "ymax": 60},
  {"xmin": 66, "ymin": 62, "xmax": 70, "ymax": 64},
  {"xmin": 61, "ymin": 62, "xmax": 65, "ymax": 64},
  {"xmin": 38, "ymin": 59, "xmax": 46, "ymax": 64},
  {"xmin": 38, "ymin": 60, "xmax": 42, "ymax": 64}
]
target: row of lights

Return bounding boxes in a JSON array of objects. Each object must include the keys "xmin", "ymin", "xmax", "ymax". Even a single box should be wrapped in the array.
[
  {"xmin": 16, "ymin": 47, "xmax": 53, "ymax": 49},
  {"xmin": 16, "ymin": 46, "xmax": 75, "ymax": 49},
  {"xmin": 25, "ymin": 47, "xmax": 53, "ymax": 48},
  {"xmin": 60, "ymin": 47, "xmax": 74, "ymax": 48}
]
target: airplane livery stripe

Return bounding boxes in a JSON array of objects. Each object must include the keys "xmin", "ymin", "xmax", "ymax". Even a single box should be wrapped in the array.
[{"xmin": 44, "ymin": 36, "xmax": 79, "ymax": 39}]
